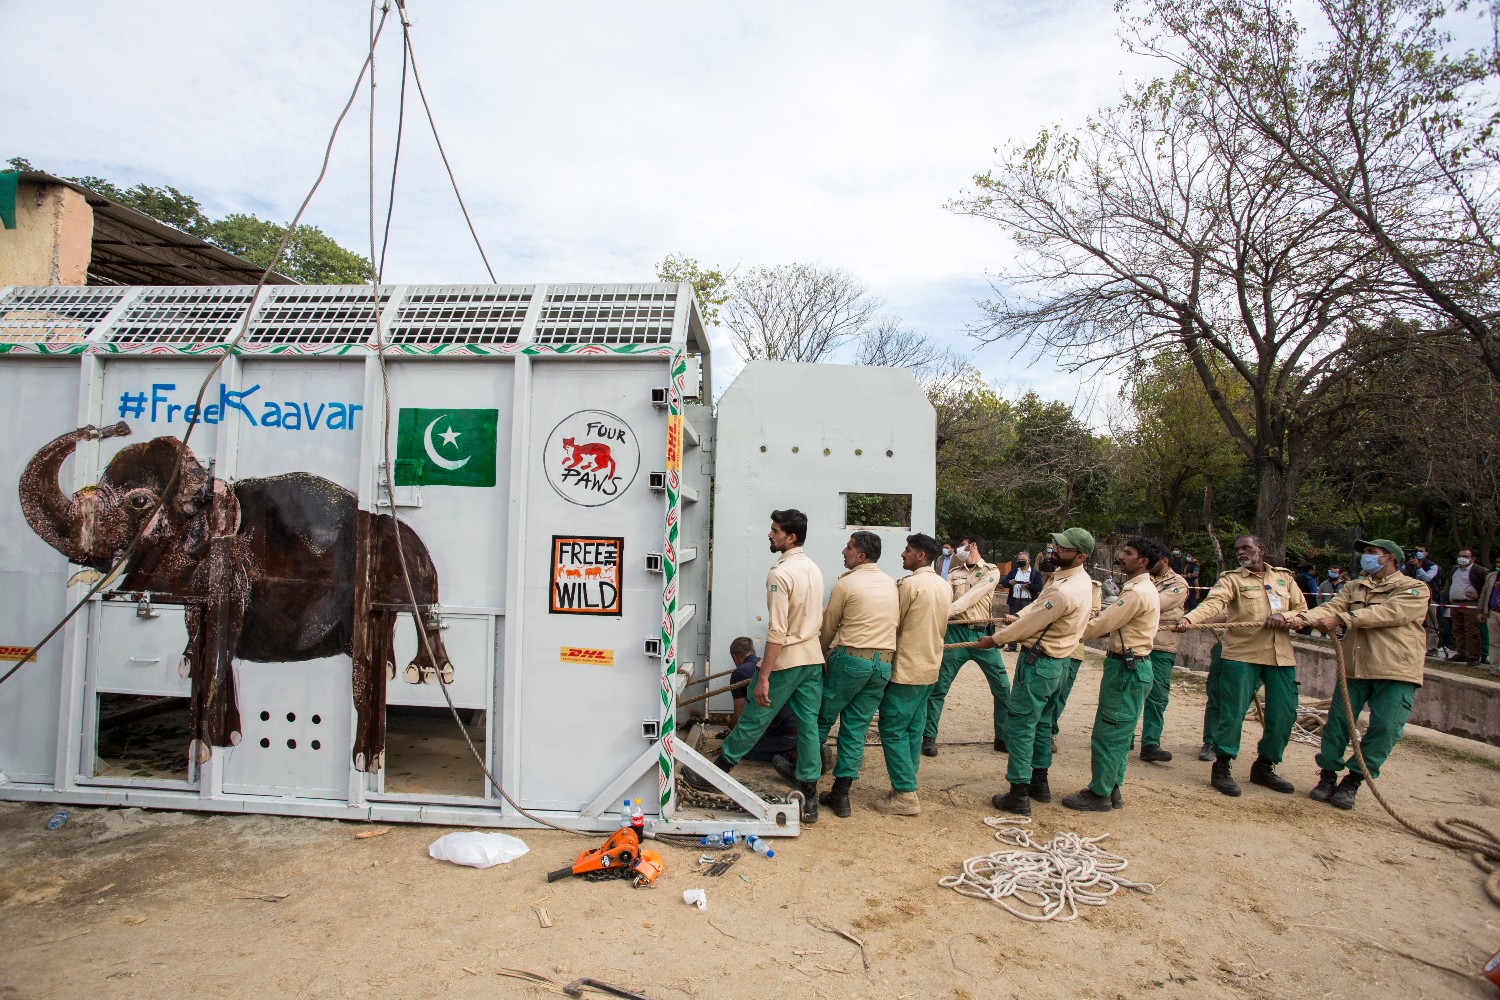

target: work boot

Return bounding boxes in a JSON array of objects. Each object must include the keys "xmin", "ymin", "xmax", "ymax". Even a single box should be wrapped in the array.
[
  {"xmin": 1028, "ymin": 767, "xmax": 1052, "ymax": 803},
  {"xmin": 1061, "ymin": 787, "xmax": 1113, "ymax": 812},
  {"xmin": 682, "ymin": 755, "xmax": 733, "ymax": 792},
  {"xmin": 1211, "ymin": 755, "xmax": 1242, "ymax": 797},
  {"xmin": 818, "ymin": 776, "xmax": 853, "ymax": 819},
  {"xmin": 820, "ymin": 743, "xmax": 836, "ymax": 773},
  {"xmin": 921, "ymin": 737, "xmax": 938, "ymax": 757},
  {"xmin": 1111, "ymin": 786, "xmax": 1123, "ymax": 809},
  {"xmin": 798, "ymin": 781, "xmax": 819, "ymax": 824},
  {"xmin": 992, "ymin": 783, "xmax": 1032, "ymax": 816},
  {"xmin": 1308, "ymin": 769, "xmax": 1338, "ymax": 803},
  {"xmin": 993, "ymin": 737, "xmax": 1008, "ymax": 753},
  {"xmin": 771, "ymin": 753, "xmax": 797, "ymax": 787},
  {"xmin": 1249, "ymin": 755, "xmax": 1295, "ymax": 794},
  {"xmin": 1330, "ymin": 772, "xmax": 1363, "ymax": 811},
  {"xmin": 1198, "ymin": 742, "xmax": 1215, "ymax": 762},
  {"xmin": 872, "ymin": 790, "xmax": 921, "ymax": 816},
  {"xmin": 1140, "ymin": 743, "xmax": 1173, "ymax": 763}
]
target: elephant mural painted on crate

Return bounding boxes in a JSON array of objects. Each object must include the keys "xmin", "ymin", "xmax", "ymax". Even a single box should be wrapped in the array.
[{"xmin": 18, "ymin": 421, "xmax": 451, "ymax": 771}]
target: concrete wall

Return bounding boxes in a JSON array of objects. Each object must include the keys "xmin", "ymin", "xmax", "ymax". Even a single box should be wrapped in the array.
[
  {"xmin": 0, "ymin": 181, "xmax": 93, "ymax": 286},
  {"xmin": 1171, "ymin": 630, "xmax": 1500, "ymax": 747}
]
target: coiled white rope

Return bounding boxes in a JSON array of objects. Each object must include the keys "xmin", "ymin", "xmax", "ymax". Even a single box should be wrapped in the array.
[{"xmin": 938, "ymin": 818, "xmax": 1156, "ymax": 922}]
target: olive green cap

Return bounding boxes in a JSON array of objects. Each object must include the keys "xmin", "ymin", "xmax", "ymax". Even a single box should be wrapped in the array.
[
  {"xmin": 1354, "ymin": 538, "xmax": 1403, "ymax": 562},
  {"xmin": 1049, "ymin": 527, "xmax": 1095, "ymax": 555}
]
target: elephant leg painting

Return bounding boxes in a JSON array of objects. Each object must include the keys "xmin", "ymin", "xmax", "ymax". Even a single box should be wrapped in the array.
[{"xmin": 18, "ymin": 422, "xmax": 451, "ymax": 772}]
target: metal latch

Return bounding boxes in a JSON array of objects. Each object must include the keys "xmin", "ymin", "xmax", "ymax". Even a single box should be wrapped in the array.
[
  {"xmin": 136, "ymin": 592, "xmax": 159, "ymax": 619},
  {"xmin": 420, "ymin": 606, "xmax": 447, "ymax": 631}
]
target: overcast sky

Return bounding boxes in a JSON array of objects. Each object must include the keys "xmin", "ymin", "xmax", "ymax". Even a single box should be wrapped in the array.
[{"xmin": 7, "ymin": 1, "xmax": 1148, "ymax": 408}]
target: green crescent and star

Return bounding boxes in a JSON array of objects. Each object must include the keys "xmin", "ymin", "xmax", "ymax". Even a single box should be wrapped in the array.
[{"xmin": 394, "ymin": 407, "xmax": 498, "ymax": 487}]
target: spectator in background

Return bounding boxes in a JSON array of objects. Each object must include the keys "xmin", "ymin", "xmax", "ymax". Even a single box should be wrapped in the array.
[
  {"xmin": 1318, "ymin": 566, "xmax": 1346, "ymax": 604},
  {"xmin": 1182, "ymin": 553, "xmax": 1202, "ymax": 611},
  {"xmin": 1000, "ymin": 551, "xmax": 1040, "ymax": 651},
  {"xmin": 1481, "ymin": 565, "xmax": 1499, "ymax": 672},
  {"xmin": 1170, "ymin": 546, "xmax": 1186, "ymax": 575},
  {"xmin": 1295, "ymin": 564, "xmax": 1319, "ymax": 606},
  {"xmin": 1448, "ymin": 548, "xmax": 1488, "ymax": 665},
  {"xmin": 937, "ymin": 541, "xmax": 956, "ymax": 580}
]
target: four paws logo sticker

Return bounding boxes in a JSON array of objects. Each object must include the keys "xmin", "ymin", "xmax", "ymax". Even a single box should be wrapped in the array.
[{"xmin": 545, "ymin": 409, "xmax": 640, "ymax": 507}]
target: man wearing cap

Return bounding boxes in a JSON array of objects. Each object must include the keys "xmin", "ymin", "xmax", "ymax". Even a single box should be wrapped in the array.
[
  {"xmin": 1139, "ymin": 551, "xmax": 1190, "ymax": 763},
  {"xmin": 1046, "ymin": 576, "xmax": 1102, "ymax": 748},
  {"xmin": 1266, "ymin": 540, "xmax": 1427, "ymax": 810},
  {"xmin": 1063, "ymin": 538, "xmax": 1165, "ymax": 810},
  {"xmin": 922, "ymin": 537, "xmax": 1009, "ymax": 757},
  {"xmin": 974, "ymin": 527, "xmax": 1096, "ymax": 816},
  {"xmin": 873, "ymin": 533, "xmax": 950, "ymax": 816},
  {"xmin": 1174, "ymin": 535, "xmax": 1306, "ymax": 797},
  {"xmin": 801, "ymin": 530, "xmax": 899, "ymax": 819}
]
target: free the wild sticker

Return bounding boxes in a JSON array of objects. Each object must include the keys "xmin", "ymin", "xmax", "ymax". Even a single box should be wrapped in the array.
[{"xmin": 551, "ymin": 536, "xmax": 623, "ymax": 615}]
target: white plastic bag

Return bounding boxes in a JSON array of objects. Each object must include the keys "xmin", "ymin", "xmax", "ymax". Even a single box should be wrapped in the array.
[
  {"xmin": 682, "ymin": 888, "xmax": 707, "ymax": 910},
  {"xmin": 428, "ymin": 831, "xmax": 530, "ymax": 869}
]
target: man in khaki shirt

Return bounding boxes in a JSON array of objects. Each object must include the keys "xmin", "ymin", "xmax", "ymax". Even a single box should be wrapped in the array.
[
  {"xmin": 686, "ymin": 508, "xmax": 826, "ymax": 823},
  {"xmin": 1175, "ymin": 535, "xmax": 1306, "ymax": 798},
  {"xmin": 867, "ymin": 533, "xmax": 950, "ymax": 816},
  {"xmin": 1047, "ymin": 578, "xmax": 1102, "ymax": 749},
  {"xmin": 1139, "ymin": 556, "xmax": 1190, "ymax": 763},
  {"xmin": 922, "ymin": 537, "xmax": 1010, "ymax": 757},
  {"xmin": 801, "ymin": 531, "xmax": 899, "ymax": 818},
  {"xmin": 1063, "ymin": 538, "xmax": 1164, "ymax": 811},
  {"xmin": 1269, "ymin": 539, "xmax": 1427, "ymax": 811},
  {"xmin": 975, "ymin": 527, "xmax": 1096, "ymax": 816}
]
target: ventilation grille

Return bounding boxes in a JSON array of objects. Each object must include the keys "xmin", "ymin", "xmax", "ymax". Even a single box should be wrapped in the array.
[
  {"xmin": 242, "ymin": 286, "xmax": 392, "ymax": 344},
  {"xmin": 110, "ymin": 287, "xmax": 262, "ymax": 343},
  {"xmin": 0, "ymin": 287, "xmax": 129, "ymax": 343},
  {"xmin": 388, "ymin": 285, "xmax": 531, "ymax": 344},
  {"xmin": 531, "ymin": 285, "xmax": 676, "ymax": 345}
]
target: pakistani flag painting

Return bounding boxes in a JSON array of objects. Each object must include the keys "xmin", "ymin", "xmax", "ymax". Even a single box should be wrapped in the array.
[{"xmin": 395, "ymin": 408, "xmax": 499, "ymax": 487}]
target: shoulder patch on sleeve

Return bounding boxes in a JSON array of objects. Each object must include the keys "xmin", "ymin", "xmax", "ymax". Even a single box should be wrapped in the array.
[
  {"xmin": 1407, "ymin": 587, "xmax": 1422, "ymax": 596},
  {"xmin": 1043, "ymin": 600, "xmax": 1053, "ymax": 610},
  {"xmin": 1172, "ymin": 587, "xmax": 1183, "ymax": 593},
  {"xmin": 770, "ymin": 584, "xmax": 778, "ymax": 592}
]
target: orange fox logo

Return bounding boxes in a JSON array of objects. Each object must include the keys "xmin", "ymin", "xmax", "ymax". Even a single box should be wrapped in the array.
[{"xmin": 561, "ymin": 437, "xmax": 616, "ymax": 479}]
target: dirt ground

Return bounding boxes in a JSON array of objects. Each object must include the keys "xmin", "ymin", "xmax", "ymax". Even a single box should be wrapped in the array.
[{"xmin": 4, "ymin": 651, "xmax": 1500, "ymax": 1000}]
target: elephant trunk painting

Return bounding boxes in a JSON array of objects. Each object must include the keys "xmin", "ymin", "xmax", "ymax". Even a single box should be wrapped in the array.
[{"xmin": 18, "ymin": 422, "xmax": 451, "ymax": 771}]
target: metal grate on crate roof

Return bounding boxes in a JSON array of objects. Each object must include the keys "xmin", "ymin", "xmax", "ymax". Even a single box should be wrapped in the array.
[
  {"xmin": 245, "ymin": 286, "xmax": 393, "ymax": 343},
  {"xmin": 0, "ymin": 286, "xmax": 129, "ymax": 343},
  {"xmin": 109, "ymin": 286, "xmax": 263, "ymax": 343},
  {"xmin": 388, "ymin": 285, "xmax": 532, "ymax": 344},
  {"xmin": 531, "ymin": 284, "xmax": 676, "ymax": 345}
]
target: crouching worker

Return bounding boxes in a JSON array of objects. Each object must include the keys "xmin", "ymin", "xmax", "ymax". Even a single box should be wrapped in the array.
[
  {"xmin": 726, "ymin": 637, "xmax": 799, "ymax": 762},
  {"xmin": 684, "ymin": 509, "xmax": 826, "ymax": 824},
  {"xmin": 1267, "ymin": 539, "xmax": 1427, "ymax": 810}
]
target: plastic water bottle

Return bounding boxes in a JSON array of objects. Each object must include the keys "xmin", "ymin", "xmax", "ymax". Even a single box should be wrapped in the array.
[
  {"xmin": 698, "ymin": 830, "xmax": 739, "ymax": 847},
  {"xmin": 46, "ymin": 810, "xmax": 69, "ymax": 831},
  {"xmin": 619, "ymin": 799, "xmax": 632, "ymax": 828},
  {"xmin": 630, "ymin": 798, "xmax": 645, "ymax": 835},
  {"xmin": 746, "ymin": 835, "xmax": 775, "ymax": 859}
]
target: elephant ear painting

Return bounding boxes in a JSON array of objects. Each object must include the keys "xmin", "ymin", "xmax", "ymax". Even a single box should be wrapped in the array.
[{"xmin": 18, "ymin": 421, "xmax": 450, "ymax": 772}]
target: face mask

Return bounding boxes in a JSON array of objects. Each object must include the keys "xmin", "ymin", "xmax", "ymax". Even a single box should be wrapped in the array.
[
  {"xmin": 1360, "ymin": 554, "xmax": 1384, "ymax": 574},
  {"xmin": 1327, "ymin": 570, "xmax": 1339, "ymax": 579},
  {"xmin": 1458, "ymin": 556, "xmax": 1472, "ymax": 567},
  {"xmin": 955, "ymin": 546, "xmax": 969, "ymax": 561},
  {"xmin": 942, "ymin": 548, "xmax": 951, "ymax": 557},
  {"xmin": 1172, "ymin": 549, "xmax": 1181, "ymax": 556}
]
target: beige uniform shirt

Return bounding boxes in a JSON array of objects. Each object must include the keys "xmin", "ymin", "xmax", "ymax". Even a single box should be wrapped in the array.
[
  {"xmin": 1083, "ymin": 572, "xmax": 1162, "ymax": 656},
  {"xmin": 1181, "ymin": 564, "xmax": 1306, "ymax": 666},
  {"xmin": 989, "ymin": 564, "xmax": 1094, "ymax": 659},
  {"xmin": 1069, "ymin": 581, "xmax": 1102, "ymax": 660},
  {"xmin": 820, "ymin": 562, "xmax": 899, "ymax": 652},
  {"xmin": 1151, "ymin": 568, "xmax": 1190, "ymax": 652},
  {"xmin": 1286, "ymin": 571, "xmax": 1428, "ymax": 687},
  {"xmin": 765, "ymin": 546, "xmax": 826, "ymax": 670},
  {"xmin": 948, "ymin": 558, "xmax": 1001, "ymax": 626},
  {"xmin": 892, "ymin": 565, "xmax": 950, "ymax": 685}
]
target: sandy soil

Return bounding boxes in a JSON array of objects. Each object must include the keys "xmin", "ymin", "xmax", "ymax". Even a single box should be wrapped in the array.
[{"xmin": 4, "ymin": 651, "xmax": 1499, "ymax": 1000}]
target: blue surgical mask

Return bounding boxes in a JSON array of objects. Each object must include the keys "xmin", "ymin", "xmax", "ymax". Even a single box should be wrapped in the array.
[
  {"xmin": 1327, "ymin": 569, "xmax": 1339, "ymax": 579},
  {"xmin": 1359, "ymin": 554, "xmax": 1383, "ymax": 574}
]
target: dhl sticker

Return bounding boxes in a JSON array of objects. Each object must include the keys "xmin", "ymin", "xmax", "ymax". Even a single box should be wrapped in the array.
[
  {"xmin": 0, "ymin": 645, "xmax": 33, "ymax": 662},
  {"xmin": 666, "ymin": 414, "xmax": 682, "ymax": 471},
  {"xmin": 560, "ymin": 646, "xmax": 614, "ymax": 667}
]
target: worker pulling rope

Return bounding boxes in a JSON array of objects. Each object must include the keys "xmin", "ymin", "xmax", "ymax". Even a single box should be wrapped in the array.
[{"xmin": 939, "ymin": 817, "xmax": 1155, "ymax": 921}]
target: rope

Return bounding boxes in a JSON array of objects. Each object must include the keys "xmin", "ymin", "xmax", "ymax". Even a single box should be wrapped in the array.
[
  {"xmin": 939, "ymin": 619, "xmax": 1257, "ymax": 651},
  {"xmin": 939, "ymin": 818, "xmax": 1155, "ymax": 921}
]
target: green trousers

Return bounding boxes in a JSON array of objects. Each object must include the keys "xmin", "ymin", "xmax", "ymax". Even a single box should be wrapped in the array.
[
  {"xmin": 1002, "ymin": 654, "xmax": 1070, "ymax": 785},
  {"xmin": 878, "ymin": 681, "xmax": 932, "ymax": 792},
  {"xmin": 1045, "ymin": 656, "xmax": 1083, "ymax": 739},
  {"xmin": 1200, "ymin": 642, "xmax": 1224, "ymax": 745},
  {"xmin": 1211, "ymin": 659, "xmax": 1299, "ymax": 763},
  {"xmin": 720, "ymin": 662, "xmax": 823, "ymax": 782},
  {"xmin": 1140, "ymin": 650, "xmax": 1177, "ymax": 747},
  {"xmin": 1317, "ymin": 679, "xmax": 1416, "ymax": 780},
  {"xmin": 924, "ymin": 625, "xmax": 1010, "ymax": 741},
  {"xmin": 1089, "ymin": 654, "xmax": 1153, "ymax": 796},
  {"xmin": 817, "ymin": 648, "xmax": 892, "ymax": 781}
]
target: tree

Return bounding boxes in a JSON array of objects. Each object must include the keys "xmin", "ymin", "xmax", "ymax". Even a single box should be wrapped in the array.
[
  {"xmin": 1122, "ymin": 0, "xmax": 1500, "ymax": 381},
  {"xmin": 723, "ymin": 263, "xmax": 880, "ymax": 362},
  {"xmin": 655, "ymin": 253, "xmax": 730, "ymax": 327},
  {"xmin": 951, "ymin": 72, "xmax": 1414, "ymax": 560}
]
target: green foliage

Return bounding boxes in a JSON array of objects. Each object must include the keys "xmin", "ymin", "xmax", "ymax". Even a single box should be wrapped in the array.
[{"xmin": 655, "ymin": 254, "xmax": 730, "ymax": 327}]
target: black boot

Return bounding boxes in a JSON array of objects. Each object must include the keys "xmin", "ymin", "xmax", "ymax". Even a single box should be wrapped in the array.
[
  {"xmin": 798, "ymin": 781, "xmax": 820, "ymax": 824},
  {"xmin": 1308, "ymin": 769, "xmax": 1338, "ymax": 803},
  {"xmin": 683, "ymin": 755, "xmax": 733, "ymax": 792},
  {"xmin": 1249, "ymin": 755, "xmax": 1295, "ymax": 794},
  {"xmin": 1028, "ymin": 767, "xmax": 1052, "ymax": 803},
  {"xmin": 993, "ymin": 737, "xmax": 1008, "ymax": 753},
  {"xmin": 921, "ymin": 737, "xmax": 938, "ymax": 757},
  {"xmin": 1211, "ymin": 755, "xmax": 1242, "ymax": 797},
  {"xmin": 992, "ymin": 782, "xmax": 1031, "ymax": 816},
  {"xmin": 1198, "ymin": 742, "xmax": 1215, "ymax": 762},
  {"xmin": 772, "ymin": 753, "xmax": 797, "ymax": 787},
  {"xmin": 1330, "ymin": 772, "xmax": 1363, "ymax": 811},
  {"xmin": 1140, "ymin": 743, "xmax": 1173, "ymax": 763},
  {"xmin": 1111, "ymin": 785, "xmax": 1123, "ymax": 809},
  {"xmin": 818, "ymin": 776, "xmax": 853, "ymax": 818},
  {"xmin": 1061, "ymin": 787, "xmax": 1113, "ymax": 812}
]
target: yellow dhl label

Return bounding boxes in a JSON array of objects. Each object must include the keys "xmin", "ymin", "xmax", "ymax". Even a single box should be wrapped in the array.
[
  {"xmin": 560, "ymin": 646, "xmax": 614, "ymax": 666},
  {"xmin": 666, "ymin": 414, "xmax": 683, "ymax": 471},
  {"xmin": 0, "ymin": 645, "xmax": 34, "ymax": 662}
]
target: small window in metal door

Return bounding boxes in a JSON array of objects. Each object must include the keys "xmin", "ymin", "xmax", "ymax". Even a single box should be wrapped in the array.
[
  {"xmin": 382, "ymin": 706, "xmax": 488, "ymax": 796},
  {"xmin": 843, "ymin": 493, "xmax": 913, "ymax": 530},
  {"xmin": 92, "ymin": 695, "xmax": 192, "ymax": 781}
]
